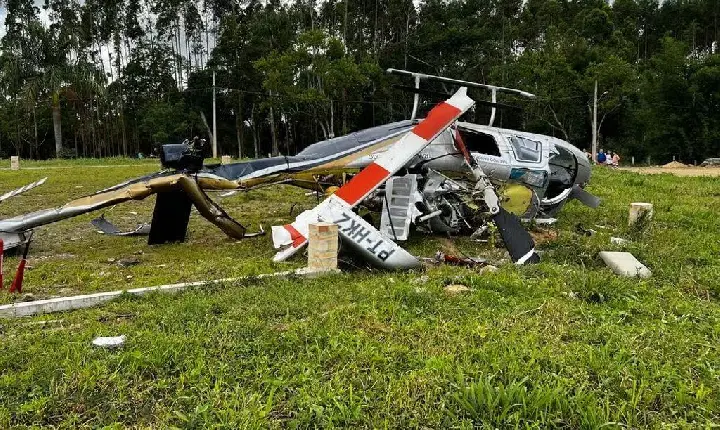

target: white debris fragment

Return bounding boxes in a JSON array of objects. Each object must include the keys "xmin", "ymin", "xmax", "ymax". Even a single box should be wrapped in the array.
[
  {"xmin": 534, "ymin": 218, "xmax": 557, "ymax": 225},
  {"xmin": 610, "ymin": 237, "xmax": 629, "ymax": 245},
  {"xmin": 599, "ymin": 251, "xmax": 651, "ymax": 278},
  {"xmin": 92, "ymin": 335, "xmax": 126, "ymax": 348}
]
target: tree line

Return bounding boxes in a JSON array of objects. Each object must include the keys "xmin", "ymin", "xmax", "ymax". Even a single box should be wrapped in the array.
[{"xmin": 0, "ymin": 0, "xmax": 718, "ymax": 164}]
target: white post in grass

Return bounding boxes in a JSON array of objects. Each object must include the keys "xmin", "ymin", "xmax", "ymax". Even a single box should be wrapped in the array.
[
  {"xmin": 10, "ymin": 156, "xmax": 19, "ymax": 170},
  {"xmin": 629, "ymin": 203, "xmax": 654, "ymax": 227},
  {"xmin": 307, "ymin": 222, "xmax": 339, "ymax": 272}
]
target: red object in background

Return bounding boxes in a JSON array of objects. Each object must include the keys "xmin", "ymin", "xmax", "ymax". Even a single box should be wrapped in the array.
[
  {"xmin": 0, "ymin": 238, "xmax": 4, "ymax": 289},
  {"xmin": 9, "ymin": 233, "xmax": 32, "ymax": 294},
  {"xmin": 9, "ymin": 260, "xmax": 26, "ymax": 293}
]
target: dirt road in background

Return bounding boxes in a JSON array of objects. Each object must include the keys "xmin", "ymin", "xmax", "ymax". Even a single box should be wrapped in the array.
[{"xmin": 619, "ymin": 166, "xmax": 720, "ymax": 177}]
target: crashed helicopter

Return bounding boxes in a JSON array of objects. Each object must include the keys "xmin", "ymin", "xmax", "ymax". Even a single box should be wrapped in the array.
[{"xmin": 0, "ymin": 69, "xmax": 599, "ymax": 269}]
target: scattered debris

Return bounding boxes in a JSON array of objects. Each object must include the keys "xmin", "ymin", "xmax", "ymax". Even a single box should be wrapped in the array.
[
  {"xmin": 117, "ymin": 257, "xmax": 140, "ymax": 267},
  {"xmin": 599, "ymin": 251, "xmax": 651, "ymax": 278},
  {"xmin": 470, "ymin": 225, "xmax": 489, "ymax": 240},
  {"xmin": 92, "ymin": 335, "xmax": 126, "ymax": 349},
  {"xmin": 20, "ymin": 293, "xmax": 35, "ymax": 302},
  {"xmin": 610, "ymin": 237, "xmax": 629, "ymax": 245},
  {"xmin": 444, "ymin": 284, "xmax": 471, "ymax": 294},
  {"xmin": 91, "ymin": 214, "xmax": 151, "ymax": 237},
  {"xmin": 575, "ymin": 224, "xmax": 596, "ymax": 236},
  {"xmin": 433, "ymin": 251, "xmax": 486, "ymax": 267},
  {"xmin": 561, "ymin": 291, "xmax": 579, "ymax": 300},
  {"xmin": 534, "ymin": 218, "xmax": 557, "ymax": 225}
]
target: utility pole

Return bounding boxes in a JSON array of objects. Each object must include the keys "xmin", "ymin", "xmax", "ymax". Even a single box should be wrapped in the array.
[
  {"xmin": 212, "ymin": 70, "xmax": 218, "ymax": 159},
  {"xmin": 591, "ymin": 79, "xmax": 598, "ymax": 164}
]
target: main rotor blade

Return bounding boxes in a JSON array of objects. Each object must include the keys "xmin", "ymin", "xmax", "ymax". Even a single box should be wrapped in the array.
[{"xmin": 493, "ymin": 206, "xmax": 540, "ymax": 264}]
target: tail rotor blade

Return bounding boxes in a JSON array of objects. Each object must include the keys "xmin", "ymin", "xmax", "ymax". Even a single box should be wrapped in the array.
[{"xmin": 493, "ymin": 206, "xmax": 540, "ymax": 264}]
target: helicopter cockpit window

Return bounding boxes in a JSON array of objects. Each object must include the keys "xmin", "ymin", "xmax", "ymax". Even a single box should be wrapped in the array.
[
  {"xmin": 457, "ymin": 128, "xmax": 501, "ymax": 156},
  {"xmin": 509, "ymin": 136, "xmax": 542, "ymax": 162}
]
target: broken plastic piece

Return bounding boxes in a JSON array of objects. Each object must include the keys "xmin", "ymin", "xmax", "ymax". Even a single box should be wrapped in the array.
[
  {"xmin": 92, "ymin": 335, "xmax": 126, "ymax": 348},
  {"xmin": 575, "ymin": 224, "xmax": 596, "ymax": 236},
  {"xmin": 599, "ymin": 251, "xmax": 651, "ymax": 278}
]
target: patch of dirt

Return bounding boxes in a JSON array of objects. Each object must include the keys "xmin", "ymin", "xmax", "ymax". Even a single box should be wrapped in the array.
[
  {"xmin": 620, "ymin": 166, "xmax": 720, "ymax": 177},
  {"xmin": 662, "ymin": 161, "xmax": 690, "ymax": 168},
  {"xmin": 438, "ymin": 237, "xmax": 462, "ymax": 256},
  {"xmin": 530, "ymin": 229, "xmax": 558, "ymax": 244}
]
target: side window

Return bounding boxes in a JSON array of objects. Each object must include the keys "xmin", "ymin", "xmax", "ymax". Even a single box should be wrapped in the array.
[
  {"xmin": 509, "ymin": 136, "xmax": 542, "ymax": 162},
  {"xmin": 458, "ymin": 129, "xmax": 501, "ymax": 156}
]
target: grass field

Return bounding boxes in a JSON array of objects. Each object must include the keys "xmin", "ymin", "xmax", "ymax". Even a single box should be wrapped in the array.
[{"xmin": 1, "ymin": 160, "xmax": 720, "ymax": 428}]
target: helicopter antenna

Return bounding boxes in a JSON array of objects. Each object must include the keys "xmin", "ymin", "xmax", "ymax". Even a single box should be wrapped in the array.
[{"xmin": 387, "ymin": 68, "xmax": 535, "ymax": 126}]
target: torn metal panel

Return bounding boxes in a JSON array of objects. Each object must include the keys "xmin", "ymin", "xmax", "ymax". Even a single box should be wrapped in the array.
[{"xmin": 91, "ymin": 215, "xmax": 151, "ymax": 236}]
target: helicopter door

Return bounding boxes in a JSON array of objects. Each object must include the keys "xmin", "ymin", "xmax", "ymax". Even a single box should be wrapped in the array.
[
  {"xmin": 456, "ymin": 128, "xmax": 513, "ymax": 177},
  {"xmin": 504, "ymin": 134, "xmax": 552, "ymax": 197}
]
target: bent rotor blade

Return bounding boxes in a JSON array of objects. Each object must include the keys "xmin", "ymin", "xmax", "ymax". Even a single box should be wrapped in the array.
[
  {"xmin": 494, "ymin": 206, "xmax": 540, "ymax": 264},
  {"xmin": 272, "ymin": 87, "xmax": 475, "ymax": 266},
  {"xmin": 0, "ymin": 177, "xmax": 47, "ymax": 203}
]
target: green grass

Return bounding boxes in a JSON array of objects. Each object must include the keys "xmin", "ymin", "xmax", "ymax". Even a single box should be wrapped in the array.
[{"xmin": 1, "ymin": 162, "xmax": 720, "ymax": 428}]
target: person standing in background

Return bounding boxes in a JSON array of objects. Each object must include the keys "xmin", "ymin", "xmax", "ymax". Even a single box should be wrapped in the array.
[
  {"xmin": 597, "ymin": 149, "xmax": 607, "ymax": 164},
  {"xmin": 612, "ymin": 152, "xmax": 620, "ymax": 167}
]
